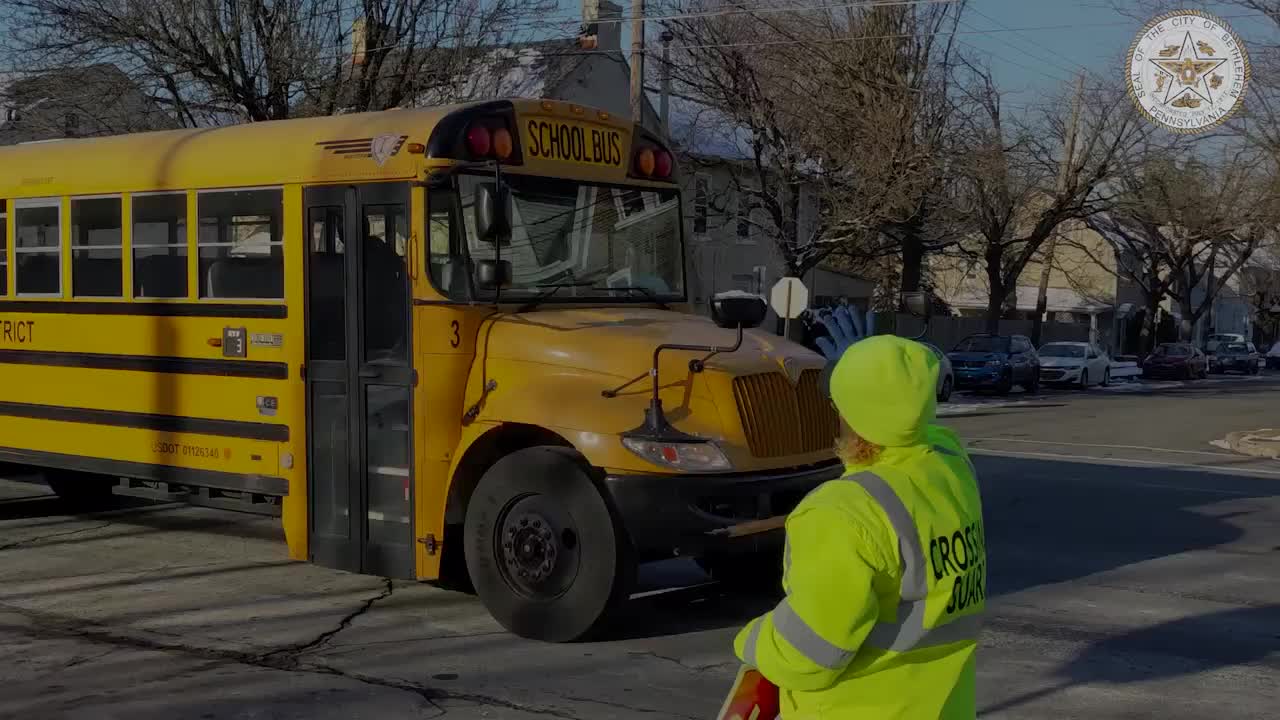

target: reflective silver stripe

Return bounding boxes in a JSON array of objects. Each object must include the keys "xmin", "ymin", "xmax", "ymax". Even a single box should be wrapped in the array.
[
  {"xmin": 742, "ymin": 617, "xmax": 764, "ymax": 667},
  {"xmin": 772, "ymin": 598, "xmax": 855, "ymax": 669},
  {"xmin": 845, "ymin": 472, "xmax": 927, "ymax": 601},
  {"xmin": 840, "ymin": 470, "xmax": 984, "ymax": 653},
  {"xmin": 784, "ymin": 536, "xmax": 793, "ymax": 581},
  {"xmin": 865, "ymin": 601, "xmax": 983, "ymax": 651}
]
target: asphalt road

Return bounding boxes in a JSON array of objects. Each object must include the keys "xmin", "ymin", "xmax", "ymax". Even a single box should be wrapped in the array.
[{"xmin": 0, "ymin": 374, "xmax": 1277, "ymax": 719}]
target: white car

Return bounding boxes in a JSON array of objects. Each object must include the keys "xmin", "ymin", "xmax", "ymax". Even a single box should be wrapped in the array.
[
  {"xmin": 1038, "ymin": 341, "xmax": 1111, "ymax": 388},
  {"xmin": 1206, "ymin": 333, "xmax": 1246, "ymax": 354},
  {"xmin": 920, "ymin": 341, "xmax": 955, "ymax": 402}
]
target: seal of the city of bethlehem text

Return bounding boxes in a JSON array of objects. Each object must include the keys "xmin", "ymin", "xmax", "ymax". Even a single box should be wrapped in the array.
[{"xmin": 1126, "ymin": 9, "xmax": 1251, "ymax": 134}]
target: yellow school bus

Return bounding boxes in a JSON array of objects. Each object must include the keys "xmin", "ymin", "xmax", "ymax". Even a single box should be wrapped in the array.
[{"xmin": 0, "ymin": 98, "xmax": 840, "ymax": 641}]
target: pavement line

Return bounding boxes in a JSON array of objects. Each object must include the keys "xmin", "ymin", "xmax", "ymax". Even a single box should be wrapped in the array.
[
  {"xmin": 967, "ymin": 437, "xmax": 1240, "ymax": 458},
  {"xmin": 968, "ymin": 447, "xmax": 1280, "ymax": 483}
]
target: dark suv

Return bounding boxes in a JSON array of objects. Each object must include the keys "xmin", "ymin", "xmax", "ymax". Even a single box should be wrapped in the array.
[{"xmin": 948, "ymin": 334, "xmax": 1040, "ymax": 395}]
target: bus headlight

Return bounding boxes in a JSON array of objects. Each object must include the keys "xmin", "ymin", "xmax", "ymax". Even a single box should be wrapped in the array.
[{"xmin": 621, "ymin": 438, "xmax": 731, "ymax": 472}]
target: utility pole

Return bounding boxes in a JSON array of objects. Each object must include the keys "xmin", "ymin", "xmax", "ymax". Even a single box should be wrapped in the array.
[
  {"xmin": 630, "ymin": 0, "xmax": 645, "ymax": 124},
  {"xmin": 659, "ymin": 29, "xmax": 673, "ymax": 136},
  {"xmin": 1031, "ymin": 71, "xmax": 1085, "ymax": 348}
]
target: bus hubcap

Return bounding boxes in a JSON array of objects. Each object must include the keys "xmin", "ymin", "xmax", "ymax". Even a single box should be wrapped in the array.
[{"xmin": 503, "ymin": 511, "xmax": 558, "ymax": 584}]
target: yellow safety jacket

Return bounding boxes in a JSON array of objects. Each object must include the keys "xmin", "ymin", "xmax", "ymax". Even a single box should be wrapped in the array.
[{"xmin": 735, "ymin": 336, "xmax": 986, "ymax": 719}]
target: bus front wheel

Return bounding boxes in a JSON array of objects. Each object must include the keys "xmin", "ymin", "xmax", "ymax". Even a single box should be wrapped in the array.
[{"xmin": 464, "ymin": 446, "xmax": 633, "ymax": 642}]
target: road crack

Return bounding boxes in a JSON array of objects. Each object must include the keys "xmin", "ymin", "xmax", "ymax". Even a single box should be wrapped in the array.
[
  {"xmin": 626, "ymin": 649, "xmax": 736, "ymax": 673},
  {"xmin": 0, "ymin": 522, "xmax": 112, "ymax": 551},
  {"xmin": 0, "ymin": 601, "xmax": 587, "ymax": 718},
  {"xmin": 259, "ymin": 578, "xmax": 395, "ymax": 663}
]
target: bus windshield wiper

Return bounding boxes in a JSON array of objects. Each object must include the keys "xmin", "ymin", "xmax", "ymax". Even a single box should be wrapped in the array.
[
  {"xmin": 516, "ymin": 281, "xmax": 595, "ymax": 313},
  {"xmin": 595, "ymin": 285, "xmax": 671, "ymax": 310}
]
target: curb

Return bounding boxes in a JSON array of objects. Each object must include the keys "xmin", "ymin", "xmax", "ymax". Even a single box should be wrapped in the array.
[{"xmin": 1222, "ymin": 428, "xmax": 1280, "ymax": 459}]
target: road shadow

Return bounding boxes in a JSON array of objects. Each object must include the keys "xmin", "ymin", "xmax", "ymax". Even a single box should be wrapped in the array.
[
  {"xmin": 976, "ymin": 454, "xmax": 1279, "ymax": 598},
  {"xmin": 982, "ymin": 604, "xmax": 1280, "ymax": 715},
  {"xmin": 606, "ymin": 576, "xmax": 779, "ymax": 641}
]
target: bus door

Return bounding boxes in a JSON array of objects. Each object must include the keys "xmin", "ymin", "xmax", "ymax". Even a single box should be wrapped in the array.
[{"xmin": 304, "ymin": 183, "xmax": 415, "ymax": 578}]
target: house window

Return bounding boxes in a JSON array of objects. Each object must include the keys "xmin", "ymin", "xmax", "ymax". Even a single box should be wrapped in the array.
[
  {"xmin": 71, "ymin": 197, "xmax": 123, "ymax": 297},
  {"xmin": 693, "ymin": 174, "xmax": 709, "ymax": 236},
  {"xmin": 14, "ymin": 199, "xmax": 62, "ymax": 296},
  {"xmin": 198, "ymin": 189, "xmax": 284, "ymax": 299},
  {"xmin": 133, "ymin": 193, "xmax": 189, "ymax": 298},
  {"xmin": 0, "ymin": 200, "xmax": 7, "ymax": 296},
  {"xmin": 752, "ymin": 265, "xmax": 767, "ymax": 295}
]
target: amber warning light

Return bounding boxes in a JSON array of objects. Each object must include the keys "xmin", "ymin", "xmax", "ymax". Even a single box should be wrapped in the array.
[
  {"xmin": 632, "ymin": 145, "xmax": 673, "ymax": 180},
  {"xmin": 464, "ymin": 122, "xmax": 515, "ymax": 162}
]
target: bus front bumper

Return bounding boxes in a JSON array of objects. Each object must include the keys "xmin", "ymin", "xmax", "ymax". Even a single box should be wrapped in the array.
[{"xmin": 601, "ymin": 461, "xmax": 843, "ymax": 562}]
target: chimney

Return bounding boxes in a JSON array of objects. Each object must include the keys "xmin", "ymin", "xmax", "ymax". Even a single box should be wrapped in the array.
[{"xmin": 579, "ymin": 0, "xmax": 623, "ymax": 52}]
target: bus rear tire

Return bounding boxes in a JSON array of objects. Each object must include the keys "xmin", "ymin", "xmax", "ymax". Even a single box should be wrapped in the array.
[
  {"xmin": 44, "ymin": 470, "xmax": 121, "ymax": 510},
  {"xmin": 464, "ymin": 446, "xmax": 633, "ymax": 643}
]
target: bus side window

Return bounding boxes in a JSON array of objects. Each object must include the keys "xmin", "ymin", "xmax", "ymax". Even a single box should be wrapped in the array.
[
  {"xmin": 426, "ymin": 189, "xmax": 468, "ymax": 299},
  {"xmin": 0, "ymin": 199, "xmax": 7, "ymax": 296},
  {"xmin": 133, "ymin": 194, "xmax": 189, "ymax": 299},
  {"xmin": 71, "ymin": 196, "xmax": 123, "ymax": 298},
  {"xmin": 198, "ymin": 189, "xmax": 284, "ymax": 300},
  {"xmin": 14, "ymin": 200, "xmax": 61, "ymax": 296}
]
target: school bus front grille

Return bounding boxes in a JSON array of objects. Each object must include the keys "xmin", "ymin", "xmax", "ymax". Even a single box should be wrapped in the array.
[{"xmin": 732, "ymin": 370, "xmax": 839, "ymax": 458}]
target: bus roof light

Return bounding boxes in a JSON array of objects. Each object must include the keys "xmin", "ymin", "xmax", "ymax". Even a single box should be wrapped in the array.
[
  {"xmin": 466, "ymin": 125, "xmax": 492, "ymax": 157},
  {"xmin": 654, "ymin": 149, "xmax": 672, "ymax": 179},
  {"xmin": 492, "ymin": 127, "xmax": 513, "ymax": 160},
  {"xmin": 635, "ymin": 147, "xmax": 656, "ymax": 177}
]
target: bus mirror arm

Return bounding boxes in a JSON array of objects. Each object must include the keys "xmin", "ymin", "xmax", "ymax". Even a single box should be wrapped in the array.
[{"xmin": 615, "ymin": 324, "xmax": 745, "ymax": 443}]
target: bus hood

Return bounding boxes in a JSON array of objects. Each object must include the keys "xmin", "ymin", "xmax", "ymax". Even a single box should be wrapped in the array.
[{"xmin": 481, "ymin": 307, "xmax": 825, "ymax": 383}]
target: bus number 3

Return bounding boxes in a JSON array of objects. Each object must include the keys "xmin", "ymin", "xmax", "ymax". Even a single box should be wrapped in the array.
[{"xmin": 450, "ymin": 320, "xmax": 460, "ymax": 348}]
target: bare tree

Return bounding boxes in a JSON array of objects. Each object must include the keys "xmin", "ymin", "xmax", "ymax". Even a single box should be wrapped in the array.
[
  {"xmin": 0, "ymin": 0, "xmax": 555, "ymax": 126},
  {"xmin": 659, "ymin": 0, "xmax": 966, "ymax": 283},
  {"xmin": 1120, "ymin": 151, "xmax": 1280, "ymax": 341},
  {"xmin": 1080, "ymin": 213, "xmax": 1176, "ymax": 355},
  {"xmin": 952, "ymin": 61, "xmax": 1146, "ymax": 333}
]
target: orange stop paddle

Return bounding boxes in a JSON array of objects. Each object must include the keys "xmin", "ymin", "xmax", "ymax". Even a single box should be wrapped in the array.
[{"xmin": 716, "ymin": 665, "xmax": 780, "ymax": 720}]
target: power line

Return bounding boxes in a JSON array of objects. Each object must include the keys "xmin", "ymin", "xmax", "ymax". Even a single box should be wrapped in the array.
[
  {"xmin": 956, "ymin": 36, "xmax": 1074, "ymax": 86},
  {"xmin": 963, "ymin": 6, "xmax": 1084, "ymax": 80},
  {"xmin": 556, "ymin": 0, "xmax": 962, "ymax": 27}
]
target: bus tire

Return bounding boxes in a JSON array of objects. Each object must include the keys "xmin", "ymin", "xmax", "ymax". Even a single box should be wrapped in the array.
[
  {"xmin": 44, "ymin": 470, "xmax": 120, "ymax": 510},
  {"xmin": 464, "ymin": 446, "xmax": 633, "ymax": 642}
]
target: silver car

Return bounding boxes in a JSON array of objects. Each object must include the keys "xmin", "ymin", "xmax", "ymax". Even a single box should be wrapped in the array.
[{"xmin": 920, "ymin": 341, "xmax": 955, "ymax": 402}]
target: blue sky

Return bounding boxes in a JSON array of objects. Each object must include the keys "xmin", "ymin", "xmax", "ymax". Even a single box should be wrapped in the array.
[{"xmin": 557, "ymin": 0, "xmax": 1260, "ymax": 102}]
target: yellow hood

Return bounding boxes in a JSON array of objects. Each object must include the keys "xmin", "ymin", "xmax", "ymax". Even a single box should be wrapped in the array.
[{"xmin": 830, "ymin": 335, "xmax": 939, "ymax": 448}]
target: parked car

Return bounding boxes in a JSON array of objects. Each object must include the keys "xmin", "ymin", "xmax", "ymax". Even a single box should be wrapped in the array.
[
  {"xmin": 920, "ymin": 341, "xmax": 955, "ymax": 402},
  {"xmin": 1206, "ymin": 333, "xmax": 1246, "ymax": 354},
  {"xmin": 1142, "ymin": 342, "xmax": 1208, "ymax": 380},
  {"xmin": 948, "ymin": 334, "xmax": 1040, "ymax": 395},
  {"xmin": 1038, "ymin": 341, "xmax": 1111, "ymax": 388},
  {"xmin": 1209, "ymin": 341, "xmax": 1261, "ymax": 375},
  {"xmin": 1268, "ymin": 341, "xmax": 1280, "ymax": 370}
]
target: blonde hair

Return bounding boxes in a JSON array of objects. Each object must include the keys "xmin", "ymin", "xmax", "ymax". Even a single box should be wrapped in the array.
[{"xmin": 835, "ymin": 416, "xmax": 883, "ymax": 467}]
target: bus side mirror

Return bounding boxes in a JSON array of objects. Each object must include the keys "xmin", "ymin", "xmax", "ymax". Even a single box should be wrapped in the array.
[
  {"xmin": 710, "ymin": 291, "xmax": 768, "ymax": 330},
  {"xmin": 902, "ymin": 291, "xmax": 932, "ymax": 319},
  {"xmin": 475, "ymin": 259, "xmax": 512, "ymax": 289},
  {"xmin": 474, "ymin": 182, "xmax": 511, "ymax": 244}
]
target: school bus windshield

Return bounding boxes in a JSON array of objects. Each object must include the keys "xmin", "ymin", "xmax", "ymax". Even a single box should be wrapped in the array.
[{"xmin": 428, "ymin": 173, "xmax": 685, "ymax": 301}]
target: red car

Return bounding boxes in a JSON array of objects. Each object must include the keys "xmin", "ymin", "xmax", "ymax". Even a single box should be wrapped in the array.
[{"xmin": 1142, "ymin": 342, "xmax": 1208, "ymax": 380}]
